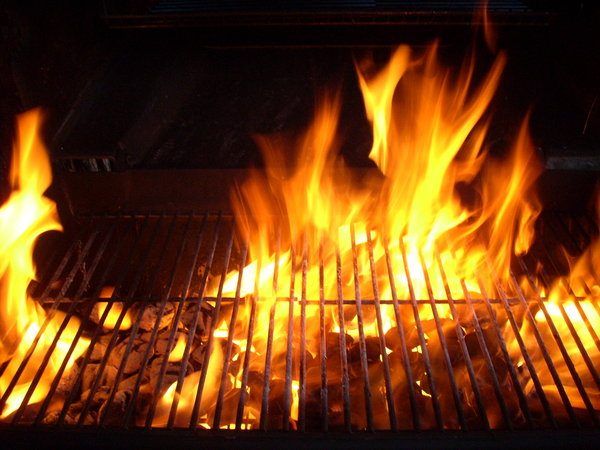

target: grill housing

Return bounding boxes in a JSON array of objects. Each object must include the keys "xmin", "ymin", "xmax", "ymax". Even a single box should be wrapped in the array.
[{"xmin": 2, "ymin": 201, "xmax": 600, "ymax": 447}]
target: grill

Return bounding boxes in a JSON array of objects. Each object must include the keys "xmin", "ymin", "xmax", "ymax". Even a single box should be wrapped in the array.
[{"xmin": 2, "ymin": 208, "xmax": 599, "ymax": 446}]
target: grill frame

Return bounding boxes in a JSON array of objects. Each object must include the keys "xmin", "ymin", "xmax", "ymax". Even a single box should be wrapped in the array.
[{"xmin": 0, "ymin": 209, "xmax": 599, "ymax": 440}]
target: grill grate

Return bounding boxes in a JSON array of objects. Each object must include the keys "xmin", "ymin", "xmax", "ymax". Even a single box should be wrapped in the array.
[{"xmin": 1, "ymin": 212, "xmax": 599, "ymax": 434}]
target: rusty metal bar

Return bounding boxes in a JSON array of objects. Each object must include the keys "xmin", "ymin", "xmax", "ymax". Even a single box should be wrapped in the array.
[
  {"xmin": 77, "ymin": 214, "xmax": 178, "ymax": 426},
  {"xmin": 282, "ymin": 244, "xmax": 296, "ymax": 430},
  {"xmin": 0, "ymin": 222, "xmax": 96, "ymax": 416},
  {"xmin": 433, "ymin": 249, "xmax": 493, "ymax": 431},
  {"xmin": 365, "ymin": 229, "xmax": 397, "ymax": 430},
  {"xmin": 259, "ymin": 226, "xmax": 281, "ymax": 431},
  {"xmin": 493, "ymin": 259, "xmax": 579, "ymax": 426},
  {"xmin": 35, "ymin": 218, "xmax": 135, "ymax": 425},
  {"xmin": 141, "ymin": 213, "xmax": 210, "ymax": 428},
  {"xmin": 190, "ymin": 223, "xmax": 235, "ymax": 428},
  {"xmin": 529, "ymin": 241, "xmax": 600, "ymax": 396},
  {"xmin": 477, "ymin": 273, "xmax": 557, "ymax": 428},
  {"xmin": 57, "ymin": 215, "xmax": 155, "ymax": 426},
  {"xmin": 100, "ymin": 214, "xmax": 195, "ymax": 427},
  {"xmin": 235, "ymin": 256, "xmax": 260, "ymax": 430},
  {"xmin": 166, "ymin": 213, "xmax": 223, "ymax": 429},
  {"xmin": 545, "ymin": 214, "xmax": 600, "ymax": 354},
  {"xmin": 335, "ymin": 242, "xmax": 352, "ymax": 431},
  {"xmin": 317, "ymin": 242, "xmax": 327, "ymax": 432},
  {"xmin": 13, "ymin": 219, "xmax": 118, "ymax": 424},
  {"xmin": 515, "ymin": 259, "xmax": 599, "ymax": 426},
  {"xmin": 212, "ymin": 242, "xmax": 248, "ymax": 429},
  {"xmin": 399, "ymin": 237, "xmax": 443, "ymax": 429},
  {"xmin": 416, "ymin": 248, "xmax": 466, "ymax": 430},
  {"xmin": 382, "ymin": 236, "xmax": 419, "ymax": 430},
  {"xmin": 349, "ymin": 224, "xmax": 374, "ymax": 431},
  {"xmin": 298, "ymin": 235, "xmax": 309, "ymax": 432}
]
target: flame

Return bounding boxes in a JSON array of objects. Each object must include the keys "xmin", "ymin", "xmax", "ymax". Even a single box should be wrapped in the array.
[
  {"xmin": 200, "ymin": 42, "xmax": 542, "ymax": 429},
  {"xmin": 153, "ymin": 338, "xmax": 223, "ymax": 427},
  {"xmin": 168, "ymin": 334, "xmax": 187, "ymax": 362},
  {"xmin": 511, "ymin": 195, "xmax": 600, "ymax": 416},
  {"xmin": 0, "ymin": 109, "xmax": 88, "ymax": 419}
]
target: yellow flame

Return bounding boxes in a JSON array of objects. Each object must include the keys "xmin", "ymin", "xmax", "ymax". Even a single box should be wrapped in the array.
[
  {"xmin": 201, "ymin": 42, "xmax": 543, "ymax": 428},
  {"xmin": 0, "ymin": 109, "xmax": 89, "ymax": 419}
]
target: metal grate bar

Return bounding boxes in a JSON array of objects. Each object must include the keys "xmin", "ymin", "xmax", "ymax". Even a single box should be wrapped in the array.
[
  {"xmin": 399, "ymin": 237, "xmax": 443, "ymax": 429},
  {"xmin": 546, "ymin": 215, "xmax": 600, "ymax": 354},
  {"xmin": 76, "ymin": 214, "xmax": 178, "ymax": 425},
  {"xmin": 166, "ymin": 214, "xmax": 222, "ymax": 428},
  {"xmin": 282, "ymin": 244, "xmax": 296, "ymax": 430},
  {"xmin": 212, "ymin": 241, "xmax": 247, "ymax": 429},
  {"xmin": 433, "ymin": 249, "xmax": 494, "ymax": 430},
  {"xmin": 101, "ymin": 214, "xmax": 195, "ymax": 427},
  {"xmin": 34, "ymin": 218, "xmax": 135, "ymax": 425},
  {"xmin": 142, "ymin": 213, "xmax": 209, "ymax": 428},
  {"xmin": 517, "ymin": 258, "xmax": 600, "ymax": 426},
  {"xmin": 298, "ymin": 236, "xmax": 309, "ymax": 431},
  {"xmin": 365, "ymin": 229, "xmax": 397, "ymax": 430},
  {"xmin": 235, "ymin": 257, "xmax": 259, "ymax": 430},
  {"xmin": 259, "ymin": 227, "xmax": 281, "ymax": 431},
  {"xmin": 0, "ymin": 222, "xmax": 95, "ymax": 415},
  {"xmin": 506, "ymin": 264, "xmax": 580, "ymax": 427},
  {"xmin": 349, "ymin": 224, "xmax": 374, "ymax": 431},
  {"xmin": 190, "ymin": 223, "xmax": 235, "ymax": 428},
  {"xmin": 335, "ymin": 242, "xmax": 352, "ymax": 431},
  {"xmin": 56, "ymin": 215, "xmax": 154, "ymax": 425},
  {"xmin": 5, "ymin": 212, "xmax": 600, "ymax": 433},
  {"xmin": 382, "ymin": 236, "xmax": 419, "ymax": 430},
  {"xmin": 532, "ymin": 238, "xmax": 600, "ymax": 392},
  {"xmin": 417, "ymin": 248, "xmax": 467, "ymax": 430},
  {"xmin": 12, "ymin": 220, "xmax": 118, "ymax": 424}
]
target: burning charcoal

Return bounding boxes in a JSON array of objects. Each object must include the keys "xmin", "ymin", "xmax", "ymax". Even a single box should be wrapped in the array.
[
  {"xmin": 56, "ymin": 401, "xmax": 95, "ymax": 426},
  {"xmin": 348, "ymin": 336, "xmax": 382, "ymax": 365},
  {"xmin": 385, "ymin": 326, "xmax": 421, "ymax": 352},
  {"xmin": 190, "ymin": 342, "xmax": 208, "ymax": 367},
  {"xmin": 181, "ymin": 302, "xmax": 213, "ymax": 335},
  {"xmin": 82, "ymin": 364, "xmax": 117, "ymax": 393},
  {"xmin": 343, "ymin": 306, "xmax": 356, "ymax": 323},
  {"xmin": 138, "ymin": 304, "xmax": 175, "ymax": 331},
  {"xmin": 139, "ymin": 332, "xmax": 153, "ymax": 342},
  {"xmin": 41, "ymin": 411, "xmax": 60, "ymax": 425},
  {"xmin": 365, "ymin": 336, "xmax": 382, "ymax": 363},
  {"xmin": 216, "ymin": 388, "xmax": 243, "ymax": 427},
  {"xmin": 155, "ymin": 331, "xmax": 187, "ymax": 356},
  {"xmin": 148, "ymin": 356, "xmax": 193, "ymax": 390},
  {"xmin": 56, "ymin": 361, "xmax": 81, "ymax": 396},
  {"xmin": 90, "ymin": 341, "xmax": 109, "ymax": 362},
  {"xmin": 427, "ymin": 324, "xmax": 464, "ymax": 370},
  {"xmin": 119, "ymin": 373, "xmax": 145, "ymax": 392},
  {"xmin": 111, "ymin": 338, "xmax": 154, "ymax": 375},
  {"xmin": 247, "ymin": 370, "xmax": 265, "ymax": 406},
  {"xmin": 133, "ymin": 385, "xmax": 154, "ymax": 424},
  {"xmin": 98, "ymin": 390, "xmax": 132, "ymax": 426},
  {"xmin": 464, "ymin": 324, "xmax": 502, "ymax": 361},
  {"xmin": 326, "ymin": 331, "xmax": 353, "ymax": 357},
  {"xmin": 267, "ymin": 378, "xmax": 286, "ymax": 416}
]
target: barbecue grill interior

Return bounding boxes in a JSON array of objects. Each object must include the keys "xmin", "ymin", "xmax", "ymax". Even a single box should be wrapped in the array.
[{"xmin": 1, "ymin": 1, "xmax": 600, "ymax": 449}]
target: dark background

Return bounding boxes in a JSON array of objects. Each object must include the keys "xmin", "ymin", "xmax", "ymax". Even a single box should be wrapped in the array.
[{"xmin": 0, "ymin": 1, "xmax": 599, "ymax": 176}]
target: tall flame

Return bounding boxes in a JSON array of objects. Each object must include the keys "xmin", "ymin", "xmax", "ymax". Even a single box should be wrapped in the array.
[
  {"xmin": 0, "ymin": 109, "xmax": 88, "ymax": 419},
  {"xmin": 173, "ymin": 42, "xmax": 544, "ymax": 429}
]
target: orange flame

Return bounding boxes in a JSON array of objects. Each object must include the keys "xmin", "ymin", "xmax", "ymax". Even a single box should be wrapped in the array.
[
  {"xmin": 0, "ymin": 109, "xmax": 88, "ymax": 419},
  {"xmin": 192, "ymin": 42, "xmax": 543, "ymax": 429}
]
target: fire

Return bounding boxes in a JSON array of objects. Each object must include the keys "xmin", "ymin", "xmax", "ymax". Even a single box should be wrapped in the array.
[
  {"xmin": 176, "ymin": 41, "xmax": 545, "ymax": 430},
  {"xmin": 510, "ymin": 195, "xmax": 600, "ymax": 418},
  {"xmin": 0, "ymin": 109, "xmax": 88, "ymax": 419}
]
